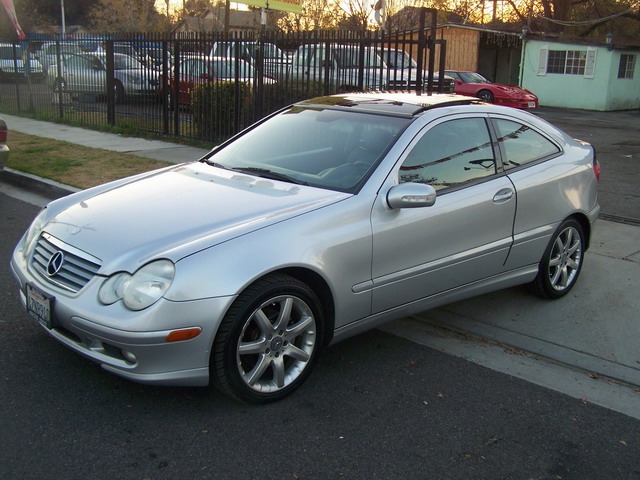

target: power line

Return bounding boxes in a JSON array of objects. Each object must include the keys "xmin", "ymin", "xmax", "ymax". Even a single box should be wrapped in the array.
[{"xmin": 539, "ymin": 8, "xmax": 633, "ymax": 27}]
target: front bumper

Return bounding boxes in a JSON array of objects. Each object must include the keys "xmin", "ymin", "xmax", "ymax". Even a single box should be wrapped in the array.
[
  {"xmin": 496, "ymin": 96, "xmax": 539, "ymax": 109},
  {"xmin": 0, "ymin": 143, "xmax": 8, "ymax": 170},
  {"xmin": 10, "ymin": 245, "xmax": 235, "ymax": 387}
]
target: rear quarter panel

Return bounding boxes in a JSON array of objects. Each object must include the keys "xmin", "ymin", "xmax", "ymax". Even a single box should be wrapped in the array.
[{"xmin": 504, "ymin": 139, "xmax": 597, "ymax": 268}]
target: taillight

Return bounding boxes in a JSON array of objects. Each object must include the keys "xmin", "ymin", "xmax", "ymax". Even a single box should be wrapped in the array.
[
  {"xmin": 0, "ymin": 124, "xmax": 7, "ymax": 143},
  {"xmin": 592, "ymin": 145, "xmax": 600, "ymax": 182}
]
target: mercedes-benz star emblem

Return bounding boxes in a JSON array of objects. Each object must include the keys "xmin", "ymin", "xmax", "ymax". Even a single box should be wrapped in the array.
[{"xmin": 47, "ymin": 251, "xmax": 65, "ymax": 276}]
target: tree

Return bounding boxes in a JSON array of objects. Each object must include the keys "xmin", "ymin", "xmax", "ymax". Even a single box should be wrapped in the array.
[
  {"xmin": 337, "ymin": 0, "xmax": 375, "ymax": 32},
  {"xmin": 89, "ymin": 0, "xmax": 167, "ymax": 32},
  {"xmin": 277, "ymin": 0, "xmax": 345, "ymax": 32},
  {"xmin": 502, "ymin": 0, "xmax": 640, "ymax": 37},
  {"xmin": 0, "ymin": 0, "xmax": 101, "ymax": 37}
]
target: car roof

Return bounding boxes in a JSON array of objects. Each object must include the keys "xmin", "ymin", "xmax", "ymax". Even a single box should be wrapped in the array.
[{"xmin": 297, "ymin": 92, "xmax": 478, "ymax": 117}]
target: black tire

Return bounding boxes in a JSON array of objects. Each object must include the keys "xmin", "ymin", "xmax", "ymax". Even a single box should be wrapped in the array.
[
  {"xmin": 211, "ymin": 273, "xmax": 324, "ymax": 403},
  {"xmin": 477, "ymin": 90, "xmax": 494, "ymax": 103},
  {"xmin": 114, "ymin": 80, "xmax": 126, "ymax": 104},
  {"xmin": 529, "ymin": 218, "xmax": 585, "ymax": 299},
  {"xmin": 167, "ymin": 90, "xmax": 175, "ymax": 111},
  {"xmin": 53, "ymin": 77, "xmax": 65, "ymax": 93}
]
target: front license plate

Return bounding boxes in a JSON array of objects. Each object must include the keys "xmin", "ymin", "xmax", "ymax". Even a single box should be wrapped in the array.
[
  {"xmin": 528, "ymin": 102, "xmax": 536, "ymax": 108},
  {"xmin": 26, "ymin": 283, "xmax": 54, "ymax": 329}
]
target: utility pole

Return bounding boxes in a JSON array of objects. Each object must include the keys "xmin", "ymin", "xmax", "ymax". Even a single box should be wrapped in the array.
[{"xmin": 60, "ymin": 0, "xmax": 66, "ymax": 36}]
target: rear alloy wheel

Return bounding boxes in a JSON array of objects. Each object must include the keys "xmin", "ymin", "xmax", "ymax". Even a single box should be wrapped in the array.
[
  {"xmin": 212, "ymin": 274, "xmax": 323, "ymax": 403},
  {"xmin": 529, "ymin": 218, "xmax": 585, "ymax": 299},
  {"xmin": 477, "ymin": 90, "xmax": 494, "ymax": 103}
]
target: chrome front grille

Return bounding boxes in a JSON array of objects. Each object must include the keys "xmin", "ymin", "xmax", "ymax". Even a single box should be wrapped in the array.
[{"xmin": 31, "ymin": 233, "xmax": 102, "ymax": 293}]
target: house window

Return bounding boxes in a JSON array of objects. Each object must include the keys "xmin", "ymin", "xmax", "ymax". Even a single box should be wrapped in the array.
[
  {"xmin": 547, "ymin": 50, "xmax": 587, "ymax": 75},
  {"xmin": 618, "ymin": 54, "xmax": 636, "ymax": 79}
]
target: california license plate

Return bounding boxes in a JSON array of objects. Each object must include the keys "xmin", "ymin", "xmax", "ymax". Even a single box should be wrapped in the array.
[{"xmin": 26, "ymin": 283, "xmax": 54, "ymax": 329}]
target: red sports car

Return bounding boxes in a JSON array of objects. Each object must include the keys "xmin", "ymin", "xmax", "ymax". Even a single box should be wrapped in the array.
[{"xmin": 445, "ymin": 70, "xmax": 539, "ymax": 109}]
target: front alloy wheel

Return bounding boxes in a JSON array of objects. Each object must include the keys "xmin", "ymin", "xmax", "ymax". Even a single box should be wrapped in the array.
[
  {"xmin": 212, "ymin": 274, "xmax": 323, "ymax": 403},
  {"xmin": 477, "ymin": 89, "xmax": 495, "ymax": 103},
  {"xmin": 530, "ymin": 218, "xmax": 585, "ymax": 299}
]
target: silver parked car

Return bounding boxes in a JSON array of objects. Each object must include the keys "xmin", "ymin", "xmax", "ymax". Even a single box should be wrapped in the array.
[
  {"xmin": 48, "ymin": 52, "xmax": 159, "ymax": 103},
  {"xmin": 10, "ymin": 92, "xmax": 601, "ymax": 403}
]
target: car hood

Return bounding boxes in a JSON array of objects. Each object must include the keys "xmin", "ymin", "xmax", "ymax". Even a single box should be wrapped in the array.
[
  {"xmin": 42, "ymin": 162, "xmax": 348, "ymax": 272},
  {"xmin": 491, "ymin": 83, "xmax": 535, "ymax": 96}
]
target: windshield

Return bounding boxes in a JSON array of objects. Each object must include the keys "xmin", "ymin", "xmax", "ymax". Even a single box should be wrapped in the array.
[
  {"xmin": 206, "ymin": 106, "xmax": 410, "ymax": 192},
  {"xmin": 379, "ymin": 50, "xmax": 417, "ymax": 69},
  {"xmin": 212, "ymin": 59, "xmax": 255, "ymax": 79},
  {"xmin": 113, "ymin": 54, "xmax": 145, "ymax": 70},
  {"xmin": 246, "ymin": 43, "xmax": 284, "ymax": 60},
  {"xmin": 459, "ymin": 72, "xmax": 489, "ymax": 83}
]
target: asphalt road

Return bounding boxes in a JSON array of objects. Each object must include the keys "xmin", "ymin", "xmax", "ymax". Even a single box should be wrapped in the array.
[
  {"xmin": 2, "ymin": 188, "xmax": 640, "ymax": 479},
  {"xmin": 533, "ymin": 107, "xmax": 640, "ymax": 223}
]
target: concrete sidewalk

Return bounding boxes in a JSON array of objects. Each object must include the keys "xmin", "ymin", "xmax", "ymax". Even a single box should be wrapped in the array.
[
  {"xmin": 2, "ymin": 113, "xmax": 640, "ymax": 402},
  {"xmin": 2, "ymin": 113, "xmax": 210, "ymax": 164}
]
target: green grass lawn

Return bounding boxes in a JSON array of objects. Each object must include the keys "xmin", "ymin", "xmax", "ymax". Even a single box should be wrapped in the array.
[{"xmin": 4, "ymin": 131, "xmax": 170, "ymax": 190}]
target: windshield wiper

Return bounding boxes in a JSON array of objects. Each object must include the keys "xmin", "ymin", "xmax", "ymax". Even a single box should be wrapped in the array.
[
  {"xmin": 231, "ymin": 167, "xmax": 308, "ymax": 186},
  {"xmin": 201, "ymin": 158, "xmax": 229, "ymax": 169}
]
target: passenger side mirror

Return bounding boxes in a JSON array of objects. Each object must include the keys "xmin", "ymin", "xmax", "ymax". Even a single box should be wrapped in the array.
[{"xmin": 387, "ymin": 183, "xmax": 437, "ymax": 209}]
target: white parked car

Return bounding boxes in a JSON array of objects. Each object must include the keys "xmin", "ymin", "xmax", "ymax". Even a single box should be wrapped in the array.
[
  {"xmin": 0, "ymin": 43, "xmax": 45, "ymax": 81},
  {"xmin": 35, "ymin": 41, "xmax": 83, "ymax": 74},
  {"xmin": 210, "ymin": 40, "xmax": 289, "ymax": 79}
]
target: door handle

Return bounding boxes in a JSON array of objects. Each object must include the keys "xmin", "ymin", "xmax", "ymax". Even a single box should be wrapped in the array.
[{"xmin": 493, "ymin": 188, "xmax": 514, "ymax": 204}]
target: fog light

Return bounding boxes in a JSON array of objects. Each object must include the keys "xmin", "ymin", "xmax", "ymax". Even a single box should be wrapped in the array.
[{"xmin": 121, "ymin": 350, "xmax": 137, "ymax": 364}]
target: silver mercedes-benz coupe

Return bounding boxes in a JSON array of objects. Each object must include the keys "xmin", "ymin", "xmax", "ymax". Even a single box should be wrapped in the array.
[{"xmin": 11, "ymin": 92, "xmax": 600, "ymax": 403}]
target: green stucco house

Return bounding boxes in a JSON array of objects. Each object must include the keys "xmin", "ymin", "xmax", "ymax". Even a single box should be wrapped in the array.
[{"xmin": 520, "ymin": 37, "xmax": 639, "ymax": 111}]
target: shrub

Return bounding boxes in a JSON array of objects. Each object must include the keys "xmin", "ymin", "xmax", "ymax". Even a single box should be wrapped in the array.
[{"xmin": 191, "ymin": 81, "xmax": 253, "ymax": 142}]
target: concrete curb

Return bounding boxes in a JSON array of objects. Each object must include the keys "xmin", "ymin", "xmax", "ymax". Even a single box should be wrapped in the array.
[{"xmin": 0, "ymin": 167, "xmax": 79, "ymax": 200}]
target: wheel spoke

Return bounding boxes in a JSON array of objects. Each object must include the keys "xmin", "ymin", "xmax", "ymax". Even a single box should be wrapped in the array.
[
  {"xmin": 273, "ymin": 297, "xmax": 293, "ymax": 332},
  {"xmin": 245, "ymin": 354, "xmax": 271, "ymax": 386},
  {"xmin": 238, "ymin": 337, "xmax": 268, "ymax": 355},
  {"xmin": 558, "ymin": 266, "xmax": 569, "ymax": 287},
  {"xmin": 252, "ymin": 308, "xmax": 275, "ymax": 336},
  {"xmin": 286, "ymin": 314, "xmax": 314, "ymax": 338},
  {"xmin": 549, "ymin": 254, "xmax": 562, "ymax": 268},
  {"xmin": 272, "ymin": 357, "xmax": 286, "ymax": 388},
  {"xmin": 562, "ymin": 229, "xmax": 572, "ymax": 248},
  {"xmin": 567, "ymin": 257, "xmax": 580, "ymax": 271},
  {"xmin": 285, "ymin": 343, "xmax": 311, "ymax": 363}
]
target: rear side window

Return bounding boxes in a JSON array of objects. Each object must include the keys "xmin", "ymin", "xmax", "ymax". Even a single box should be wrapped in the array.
[{"xmin": 492, "ymin": 119, "xmax": 560, "ymax": 169}]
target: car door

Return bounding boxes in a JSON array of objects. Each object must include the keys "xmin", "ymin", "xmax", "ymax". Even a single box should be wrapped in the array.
[
  {"xmin": 65, "ymin": 54, "xmax": 105, "ymax": 94},
  {"xmin": 370, "ymin": 115, "xmax": 516, "ymax": 313}
]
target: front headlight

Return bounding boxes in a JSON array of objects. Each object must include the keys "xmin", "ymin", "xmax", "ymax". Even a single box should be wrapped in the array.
[
  {"xmin": 99, "ymin": 259, "xmax": 175, "ymax": 311},
  {"xmin": 22, "ymin": 208, "xmax": 48, "ymax": 257}
]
